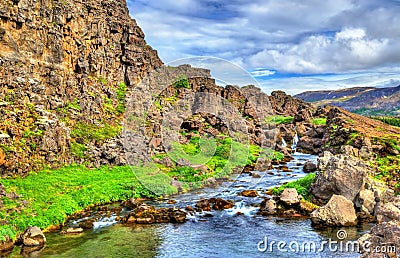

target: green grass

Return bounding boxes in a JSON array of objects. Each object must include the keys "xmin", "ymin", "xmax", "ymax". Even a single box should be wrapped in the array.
[
  {"xmin": 271, "ymin": 173, "xmax": 316, "ymax": 201},
  {"xmin": 312, "ymin": 117, "xmax": 327, "ymax": 125},
  {"xmin": 0, "ymin": 165, "xmax": 176, "ymax": 241},
  {"xmin": 266, "ymin": 115, "xmax": 294, "ymax": 125}
]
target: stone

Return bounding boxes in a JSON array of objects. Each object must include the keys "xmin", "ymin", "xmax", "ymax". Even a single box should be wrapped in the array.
[
  {"xmin": 376, "ymin": 202, "xmax": 400, "ymax": 223},
  {"xmin": 61, "ymin": 228, "xmax": 84, "ymax": 234},
  {"xmin": 0, "ymin": 236, "xmax": 14, "ymax": 254},
  {"xmin": 121, "ymin": 198, "xmax": 140, "ymax": 210},
  {"xmin": 212, "ymin": 198, "xmax": 234, "ymax": 210},
  {"xmin": 258, "ymin": 199, "xmax": 277, "ymax": 215},
  {"xmin": 310, "ymin": 195, "xmax": 357, "ymax": 226},
  {"xmin": 19, "ymin": 226, "xmax": 46, "ymax": 247},
  {"xmin": 239, "ymin": 190, "xmax": 259, "ymax": 197},
  {"xmin": 279, "ymin": 188, "xmax": 302, "ymax": 206},
  {"xmin": 355, "ymin": 189, "xmax": 376, "ymax": 215},
  {"xmin": 195, "ymin": 199, "xmax": 212, "ymax": 212},
  {"xmin": 302, "ymin": 161, "xmax": 317, "ymax": 173}
]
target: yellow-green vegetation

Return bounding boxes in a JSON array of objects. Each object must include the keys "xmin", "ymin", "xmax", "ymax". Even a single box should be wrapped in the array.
[
  {"xmin": 163, "ymin": 135, "xmax": 284, "ymax": 183},
  {"xmin": 311, "ymin": 117, "xmax": 327, "ymax": 125},
  {"xmin": 0, "ymin": 165, "xmax": 176, "ymax": 241},
  {"xmin": 271, "ymin": 173, "xmax": 316, "ymax": 201},
  {"xmin": 115, "ymin": 82, "xmax": 127, "ymax": 115},
  {"xmin": 265, "ymin": 115, "xmax": 294, "ymax": 125},
  {"xmin": 346, "ymin": 132, "xmax": 360, "ymax": 145},
  {"xmin": 70, "ymin": 142, "xmax": 87, "ymax": 158},
  {"xmin": 71, "ymin": 122, "xmax": 122, "ymax": 144}
]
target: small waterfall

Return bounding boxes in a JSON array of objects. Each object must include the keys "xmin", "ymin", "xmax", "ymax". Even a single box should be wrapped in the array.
[
  {"xmin": 291, "ymin": 133, "xmax": 299, "ymax": 150},
  {"xmin": 281, "ymin": 138, "xmax": 287, "ymax": 148}
]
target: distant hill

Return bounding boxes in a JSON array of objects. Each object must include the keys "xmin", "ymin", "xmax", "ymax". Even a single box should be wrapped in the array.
[{"xmin": 294, "ymin": 85, "xmax": 400, "ymax": 116}]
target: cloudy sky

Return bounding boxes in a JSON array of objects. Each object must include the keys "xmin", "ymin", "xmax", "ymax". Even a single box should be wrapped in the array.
[{"xmin": 127, "ymin": 0, "xmax": 400, "ymax": 95}]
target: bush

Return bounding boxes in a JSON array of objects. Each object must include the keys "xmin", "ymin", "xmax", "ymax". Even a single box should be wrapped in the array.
[{"xmin": 173, "ymin": 75, "xmax": 190, "ymax": 89}]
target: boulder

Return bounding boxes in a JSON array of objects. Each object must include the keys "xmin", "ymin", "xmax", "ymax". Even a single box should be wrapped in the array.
[
  {"xmin": 302, "ymin": 161, "xmax": 317, "ymax": 173},
  {"xmin": 125, "ymin": 203, "xmax": 187, "ymax": 224},
  {"xmin": 239, "ymin": 190, "xmax": 259, "ymax": 197},
  {"xmin": 258, "ymin": 199, "xmax": 277, "ymax": 215},
  {"xmin": 279, "ymin": 188, "xmax": 302, "ymax": 206},
  {"xmin": 121, "ymin": 198, "xmax": 140, "ymax": 210},
  {"xmin": 195, "ymin": 199, "xmax": 212, "ymax": 212},
  {"xmin": 18, "ymin": 226, "xmax": 46, "ymax": 247},
  {"xmin": 310, "ymin": 195, "xmax": 357, "ymax": 226},
  {"xmin": 310, "ymin": 153, "xmax": 370, "ymax": 202}
]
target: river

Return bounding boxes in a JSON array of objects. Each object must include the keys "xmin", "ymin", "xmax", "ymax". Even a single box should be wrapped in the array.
[{"xmin": 10, "ymin": 153, "xmax": 372, "ymax": 257}]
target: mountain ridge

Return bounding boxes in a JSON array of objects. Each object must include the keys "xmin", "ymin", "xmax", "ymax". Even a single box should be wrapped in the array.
[{"xmin": 295, "ymin": 85, "xmax": 400, "ymax": 116}]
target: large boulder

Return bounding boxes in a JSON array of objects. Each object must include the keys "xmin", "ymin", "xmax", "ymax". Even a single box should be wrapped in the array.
[
  {"xmin": 310, "ymin": 153, "xmax": 371, "ymax": 202},
  {"xmin": 258, "ymin": 199, "xmax": 277, "ymax": 215},
  {"xmin": 310, "ymin": 195, "xmax": 357, "ymax": 226},
  {"xmin": 18, "ymin": 226, "xmax": 46, "ymax": 247}
]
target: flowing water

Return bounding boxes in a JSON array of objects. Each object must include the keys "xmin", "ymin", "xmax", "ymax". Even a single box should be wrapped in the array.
[{"xmin": 10, "ymin": 153, "xmax": 372, "ymax": 257}]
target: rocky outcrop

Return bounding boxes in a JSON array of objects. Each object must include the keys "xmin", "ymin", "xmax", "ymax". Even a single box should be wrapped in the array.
[
  {"xmin": 358, "ymin": 196, "xmax": 400, "ymax": 258},
  {"xmin": 310, "ymin": 195, "xmax": 357, "ymax": 226},
  {"xmin": 0, "ymin": 0, "xmax": 163, "ymax": 175},
  {"xmin": 311, "ymin": 151, "xmax": 394, "ymax": 218},
  {"xmin": 195, "ymin": 198, "xmax": 234, "ymax": 212}
]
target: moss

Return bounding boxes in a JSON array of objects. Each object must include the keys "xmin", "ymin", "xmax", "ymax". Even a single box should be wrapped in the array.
[
  {"xmin": 70, "ymin": 142, "xmax": 87, "ymax": 158},
  {"xmin": 116, "ymin": 82, "xmax": 127, "ymax": 114},
  {"xmin": 71, "ymin": 122, "xmax": 122, "ymax": 144}
]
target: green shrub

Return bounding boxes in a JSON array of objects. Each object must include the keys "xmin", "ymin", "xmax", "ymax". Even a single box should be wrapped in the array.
[
  {"xmin": 173, "ymin": 75, "xmax": 190, "ymax": 89},
  {"xmin": 116, "ymin": 82, "xmax": 127, "ymax": 114}
]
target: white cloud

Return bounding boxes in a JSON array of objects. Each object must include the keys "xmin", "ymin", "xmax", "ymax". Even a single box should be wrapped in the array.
[
  {"xmin": 127, "ymin": 0, "xmax": 400, "ymax": 92},
  {"xmin": 250, "ymin": 69, "xmax": 276, "ymax": 77}
]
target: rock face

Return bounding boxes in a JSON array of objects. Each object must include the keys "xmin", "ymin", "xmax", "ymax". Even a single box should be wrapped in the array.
[
  {"xmin": 358, "ymin": 196, "xmax": 400, "ymax": 258},
  {"xmin": 18, "ymin": 226, "xmax": 46, "ymax": 247},
  {"xmin": 310, "ymin": 195, "xmax": 357, "ymax": 226},
  {"xmin": 0, "ymin": 0, "xmax": 163, "ymax": 175}
]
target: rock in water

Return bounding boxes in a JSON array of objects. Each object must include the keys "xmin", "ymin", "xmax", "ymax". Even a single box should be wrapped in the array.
[
  {"xmin": 279, "ymin": 188, "xmax": 302, "ymax": 206},
  {"xmin": 19, "ymin": 226, "xmax": 46, "ymax": 247},
  {"xmin": 310, "ymin": 195, "xmax": 357, "ymax": 226},
  {"xmin": 302, "ymin": 161, "xmax": 317, "ymax": 173},
  {"xmin": 239, "ymin": 190, "xmax": 259, "ymax": 197}
]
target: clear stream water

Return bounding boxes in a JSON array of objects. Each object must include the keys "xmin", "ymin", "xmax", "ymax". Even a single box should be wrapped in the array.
[{"xmin": 10, "ymin": 153, "xmax": 372, "ymax": 257}]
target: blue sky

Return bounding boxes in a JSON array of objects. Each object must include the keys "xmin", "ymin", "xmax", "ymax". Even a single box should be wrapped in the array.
[{"xmin": 127, "ymin": 0, "xmax": 400, "ymax": 95}]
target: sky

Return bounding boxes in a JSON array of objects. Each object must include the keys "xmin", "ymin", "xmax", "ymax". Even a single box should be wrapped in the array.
[{"xmin": 126, "ymin": 0, "xmax": 400, "ymax": 95}]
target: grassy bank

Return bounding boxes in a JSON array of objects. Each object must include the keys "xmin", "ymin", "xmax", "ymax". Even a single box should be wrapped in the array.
[
  {"xmin": 271, "ymin": 173, "xmax": 317, "ymax": 202},
  {"xmin": 0, "ymin": 165, "xmax": 176, "ymax": 241},
  {"xmin": 0, "ymin": 135, "xmax": 284, "ymax": 241}
]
